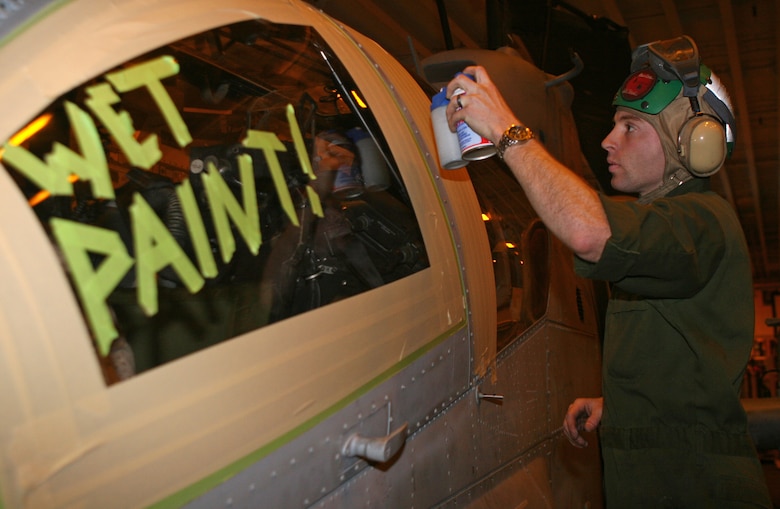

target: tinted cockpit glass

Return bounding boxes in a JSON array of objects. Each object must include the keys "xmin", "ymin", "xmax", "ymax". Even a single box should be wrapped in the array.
[{"xmin": 1, "ymin": 20, "xmax": 428, "ymax": 384}]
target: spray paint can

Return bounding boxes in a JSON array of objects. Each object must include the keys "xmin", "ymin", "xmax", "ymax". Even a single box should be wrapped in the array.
[
  {"xmin": 347, "ymin": 127, "xmax": 390, "ymax": 191},
  {"xmin": 452, "ymin": 73, "xmax": 496, "ymax": 161},
  {"xmin": 431, "ymin": 89, "xmax": 468, "ymax": 170}
]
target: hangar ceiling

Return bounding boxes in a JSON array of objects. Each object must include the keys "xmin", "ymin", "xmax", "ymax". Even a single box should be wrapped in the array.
[{"xmin": 306, "ymin": 0, "xmax": 780, "ymax": 287}]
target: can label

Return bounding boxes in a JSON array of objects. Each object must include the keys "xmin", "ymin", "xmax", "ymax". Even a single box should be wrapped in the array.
[
  {"xmin": 333, "ymin": 164, "xmax": 364, "ymax": 198},
  {"xmin": 453, "ymin": 84, "xmax": 496, "ymax": 161},
  {"xmin": 457, "ymin": 121, "xmax": 496, "ymax": 161}
]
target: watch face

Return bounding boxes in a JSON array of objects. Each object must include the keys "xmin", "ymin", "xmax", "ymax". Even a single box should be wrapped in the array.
[
  {"xmin": 498, "ymin": 125, "xmax": 533, "ymax": 159},
  {"xmin": 510, "ymin": 125, "xmax": 532, "ymax": 140}
]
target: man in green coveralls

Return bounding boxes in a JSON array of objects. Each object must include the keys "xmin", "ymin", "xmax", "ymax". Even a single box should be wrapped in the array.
[{"xmin": 445, "ymin": 36, "xmax": 772, "ymax": 507}]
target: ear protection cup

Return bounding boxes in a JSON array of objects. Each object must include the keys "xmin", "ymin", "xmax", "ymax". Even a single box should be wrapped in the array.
[{"xmin": 677, "ymin": 113, "xmax": 727, "ymax": 177}]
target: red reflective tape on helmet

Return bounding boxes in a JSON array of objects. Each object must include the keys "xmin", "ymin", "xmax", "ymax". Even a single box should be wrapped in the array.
[{"xmin": 620, "ymin": 69, "xmax": 657, "ymax": 101}]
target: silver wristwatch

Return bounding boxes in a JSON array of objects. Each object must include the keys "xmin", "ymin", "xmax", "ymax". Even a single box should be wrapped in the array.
[{"xmin": 496, "ymin": 124, "xmax": 534, "ymax": 160}]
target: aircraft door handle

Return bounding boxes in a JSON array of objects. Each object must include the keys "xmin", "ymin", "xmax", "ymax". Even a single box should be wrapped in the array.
[{"xmin": 342, "ymin": 422, "xmax": 408, "ymax": 463}]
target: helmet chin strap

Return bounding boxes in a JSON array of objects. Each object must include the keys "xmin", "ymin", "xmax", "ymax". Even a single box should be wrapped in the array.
[{"xmin": 637, "ymin": 167, "xmax": 694, "ymax": 204}]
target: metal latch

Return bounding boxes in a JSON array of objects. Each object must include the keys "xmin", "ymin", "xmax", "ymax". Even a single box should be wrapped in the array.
[{"xmin": 341, "ymin": 422, "xmax": 408, "ymax": 463}]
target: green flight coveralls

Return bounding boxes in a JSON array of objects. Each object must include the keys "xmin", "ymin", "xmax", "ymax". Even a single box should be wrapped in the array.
[{"xmin": 575, "ymin": 179, "xmax": 772, "ymax": 508}]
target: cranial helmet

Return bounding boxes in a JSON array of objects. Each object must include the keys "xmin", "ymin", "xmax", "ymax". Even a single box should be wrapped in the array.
[{"xmin": 612, "ymin": 35, "xmax": 736, "ymax": 202}]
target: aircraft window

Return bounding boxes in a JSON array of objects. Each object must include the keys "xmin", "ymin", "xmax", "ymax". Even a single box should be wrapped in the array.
[
  {"xmin": 0, "ymin": 20, "xmax": 428, "ymax": 384},
  {"xmin": 466, "ymin": 160, "xmax": 549, "ymax": 351}
]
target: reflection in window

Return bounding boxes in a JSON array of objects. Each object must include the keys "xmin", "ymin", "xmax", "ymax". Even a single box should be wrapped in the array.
[
  {"xmin": 467, "ymin": 160, "xmax": 549, "ymax": 351},
  {"xmin": 1, "ymin": 20, "xmax": 428, "ymax": 384}
]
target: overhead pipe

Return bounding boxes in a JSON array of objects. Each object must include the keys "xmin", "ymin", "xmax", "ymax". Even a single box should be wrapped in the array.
[
  {"xmin": 545, "ymin": 51, "xmax": 584, "ymax": 87},
  {"xmin": 485, "ymin": 0, "xmax": 506, "ymax": 50},
  {"xmin": 434, "ymin": 0, "xmax": 454, "ymax": 50}
]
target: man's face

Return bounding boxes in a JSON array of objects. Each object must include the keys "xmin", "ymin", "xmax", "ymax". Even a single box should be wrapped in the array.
[{"xmin": 601, "ymin": 110, "xmax": 666, "ymax": 197}]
